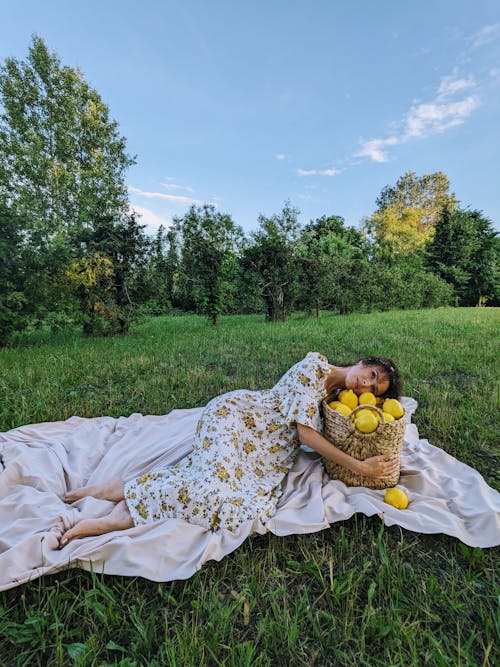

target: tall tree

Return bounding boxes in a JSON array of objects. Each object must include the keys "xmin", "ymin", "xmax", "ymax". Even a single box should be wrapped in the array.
[
  {"xmin": 243, "ymin": 203, "xmax": 301, "ymax": 322},
  {"xmin": 296, "ymin": 215, "xmax": 367, "ymax": 317},
  {"xmin": 426, "ymin": 207, "xmax": 499, "ymax": 306},
  {"xmin": 0, "ymin": 36, "xmax": 137, "ymax": 334},
  {"xmin": 0, "ymin": 199, "xmax": 29, "ymax": 343},
  {"xmin": 0, "ymin": 35, "xmax": 134, "ymax": 234},
  {"xmin": 366, "ymin": 171, "xmax": 458, "ymax": 255},
  {"xmin": 175, "ymin": 205, "xmax": 243, "ymax": 325}
]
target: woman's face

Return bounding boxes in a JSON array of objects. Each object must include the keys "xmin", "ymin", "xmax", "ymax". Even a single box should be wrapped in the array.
[{"xmin": 345, "ymin": 362, "xmax": 390, "ymax": 397}]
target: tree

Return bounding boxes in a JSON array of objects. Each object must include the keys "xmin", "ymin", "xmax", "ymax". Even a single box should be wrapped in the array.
[
  {"xmin": 366, "ymin": 171, "xmax": 458, "ymax": 255},
  {"xmin": 243, "ymin": 203, "xmax": 301, "ymax": 322},
  {"xmin": 0, "ymin": 36, "xmax": 137, "ymax": 333},
  {"xmin": 66, "ymin": 211, "xmax": 152, "ymax": 333},
  {"xmin": 0, "ymin": 199, "xmax": 29, "ymax": 343},
  {"xmin": 0, "ymin": 35, "xmax": 134, "ymax": 234},
  {"xmin": 296, "ymin": 215, "xmax": 367, "ymax": 316},
  {"xmin": 175, "ymin": 205, "xmax": 243, "ymax": 325},
  {"xmin": 426, "ymin": 207, "xmax": 499, "ymax": 306}
]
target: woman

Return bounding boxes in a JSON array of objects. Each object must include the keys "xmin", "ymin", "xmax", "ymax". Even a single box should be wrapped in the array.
[{"xmin": 59, "ymin": 352, "xmax": 402, "ymax": 547}]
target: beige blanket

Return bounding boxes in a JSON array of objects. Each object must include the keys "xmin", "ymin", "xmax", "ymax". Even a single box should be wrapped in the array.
[{"xmin": 1, "ymin": 398, "xmax": 499, "ymax": 591}]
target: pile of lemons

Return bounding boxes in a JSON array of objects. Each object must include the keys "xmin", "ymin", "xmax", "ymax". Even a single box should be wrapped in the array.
[
  {"xmin": 328, "ymin": 389, "xmax": 405, "ymax": 434},
  {"xmin": 328, "ymin": 389, "xmax": 409, "ymax": 509}
]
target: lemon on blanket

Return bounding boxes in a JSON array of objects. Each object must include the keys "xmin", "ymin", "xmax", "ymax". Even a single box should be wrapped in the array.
[
  {"xmin": 334, "ymin": 403, "xmax": 351, "ymax": 417},
  {"xmin": 358, "ymin": 391, "xmax": 377, "ymax": 406},
  {"xmin": 354, "ymin": 408, "xmax": 379, "ymax": 433},
  {"xmin": 384, "ymin": 487, "xmax": 409, "ymax": 509},
  {"xmin": 383, "ymin": 398, "xmax": 405, "ymax": 419},
  {"xmin": 338, "ymin": 389, "xmax": 358, "ymax": 409}
]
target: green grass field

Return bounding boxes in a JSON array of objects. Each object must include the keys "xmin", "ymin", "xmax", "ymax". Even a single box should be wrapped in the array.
[{"xmin": 0, "ymin": 308, "xmax": 499, "ymax": 666}]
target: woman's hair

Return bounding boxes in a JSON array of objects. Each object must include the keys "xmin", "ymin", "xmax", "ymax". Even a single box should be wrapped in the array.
[{"xmin": 338, "ymin": 355, "xmax": 403, "ymax": 398}]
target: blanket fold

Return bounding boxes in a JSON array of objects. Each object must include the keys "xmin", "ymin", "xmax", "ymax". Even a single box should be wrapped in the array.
[{"xmin": 1, "ymin": 398, "xmax": 499, "ymax": 591}]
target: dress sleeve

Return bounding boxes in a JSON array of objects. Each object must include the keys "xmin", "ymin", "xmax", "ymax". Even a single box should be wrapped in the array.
[{"xmin": 272, "ymin": 352, "xmax": 330, "ymax": 432}]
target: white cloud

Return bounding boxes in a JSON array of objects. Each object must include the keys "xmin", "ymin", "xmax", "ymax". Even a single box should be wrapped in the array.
[
  {"xmin": 355, "ymin": 137, "xmax": 398, "ymax": 163},
  {"xmin": 160, "ymin": 182, "xmax": 195, "ymax": 193},
  {"xmin": 489, "ymin": 67, "xmax": 500, "ymax": 83},
  {"xmin": 437, "ymin": 73, "xmax": 475, "ymax": 98},
  {"xmin": 356, "ymin": 71, "xmax": 480, "ymax": 162},
  {"xmin": 130, "ymin": 205, "xmax": 172, "ymax": 234},
  {"xmin": 275, "ymin": 153, "xmax": 287, "ymax": 160},
  {"xmin": 128, "ymin": 185, "xmax": 202, "ymax": 205},
  {"xmin": 471, "ymin": 23, "xmax": 500, "ymax": 48},
  {"xmin": 404, "ymin": 95, "xmax": 479, "ymax": 138},
  {"xmin": 297, "ymin": 167, "xmax": 341, "ymax": 176}
]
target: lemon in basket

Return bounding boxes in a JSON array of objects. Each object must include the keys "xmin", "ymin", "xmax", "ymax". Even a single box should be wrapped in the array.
[
  {"xmin": 354, "ymin": 408, "xmax": 379, "ymax": 433},
  {"xmin": 338, "ymin": 389, "xmax": 358, "ymax": 409},
  {"xmin": 382, "ymin": 412, "xmax": 395, "ymax": 423},
  {"xmin": 333, "ymin": 403, "xmax": 351, "ymax": 417},
  {"xmin": 384, "ymin": 487, "xmax": 409, "ymax": 509},
  {"xmin": 383, "ymin": 398, "xmax": 404, "ymax": 419},
  {"xmin": 358, "ymin": 391, "xmax": 377, "ymax": 406}
]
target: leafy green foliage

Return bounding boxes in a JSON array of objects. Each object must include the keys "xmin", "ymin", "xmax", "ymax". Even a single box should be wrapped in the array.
[
  {"xmin": 0, "ymin": 35, "xmax": 134, "ymax": 232},
  {"xmin": 426, "ymin": 207, "xmax": 499, "ymax": 306},
  {"xmin": 175, "ymin": 205, "xmax": 244, "ymax": 324},
  {"xmin": 243, "ymin": 203, "xmax": 301, "ymax": 322},
  {"xmin": 296, "ymin": 215, "xmax": 369, "ymax": 316},
  {"xmin": 366, "ymin": 171, "xmax": 458, "ymax": 256}
]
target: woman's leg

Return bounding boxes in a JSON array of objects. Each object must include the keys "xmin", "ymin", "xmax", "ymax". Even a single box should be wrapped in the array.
[
  {"xmin": 58, "ymin": 500, "xmax": 134, "ymax": 548},
  {"xmin": 63, "ymin": 477, "xmax": 125, "ymax": 503}
]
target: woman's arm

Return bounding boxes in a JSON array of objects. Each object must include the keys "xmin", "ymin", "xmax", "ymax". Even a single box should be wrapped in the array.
[{"xmin": 296, "ymin": 423, "xmax": 400, "ymax": 480}]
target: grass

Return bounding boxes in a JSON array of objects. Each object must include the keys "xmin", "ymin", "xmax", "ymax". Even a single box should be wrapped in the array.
[{"xmin": 0, "ymin": 307, "xmax": 499, "ymax": 666}]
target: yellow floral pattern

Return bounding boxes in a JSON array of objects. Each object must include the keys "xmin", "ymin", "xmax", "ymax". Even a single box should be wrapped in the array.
[{"xmin": 124, "ymin": 352, "xmax": 330, "ymax": 532}]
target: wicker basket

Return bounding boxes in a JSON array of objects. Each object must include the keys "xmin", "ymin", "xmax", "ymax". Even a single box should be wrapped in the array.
[{"xmin": 322, "ymin": 400, "xmax": 406, "ymax": 489}]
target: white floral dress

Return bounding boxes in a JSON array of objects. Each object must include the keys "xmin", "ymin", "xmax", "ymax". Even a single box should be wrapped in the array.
[{"xmin": 124, "ymin": 352, "xmax": 331, "ymax": 531}]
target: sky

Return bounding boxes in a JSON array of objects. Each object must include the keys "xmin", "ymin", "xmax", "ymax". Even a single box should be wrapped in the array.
[{"xmin": 2, "ymin": 1, "xmax": 500, "ymax": 235}]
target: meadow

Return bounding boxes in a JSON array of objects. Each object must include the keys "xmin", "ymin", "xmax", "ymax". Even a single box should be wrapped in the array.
[{"xmin": 0, "ymin": 307, "xmax": 499, "ymax": 666}]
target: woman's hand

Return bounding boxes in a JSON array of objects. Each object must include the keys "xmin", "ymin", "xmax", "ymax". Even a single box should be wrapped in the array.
[{"xmin": 355, "ymin": 455, "xmax": 400, "ymax": 479}]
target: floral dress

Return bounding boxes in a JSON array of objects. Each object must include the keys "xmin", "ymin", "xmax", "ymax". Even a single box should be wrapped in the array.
[{"xmin": 124, "ymin": 352, "xmax": 331, "ymax": 532}]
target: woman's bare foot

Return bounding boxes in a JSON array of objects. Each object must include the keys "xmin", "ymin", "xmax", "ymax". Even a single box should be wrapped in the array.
[
  {"xmin": 58, "ymin": 501, "xmax": 133, "ymax": 548},
  {"xmin": 63, "ymin": 477, "xmax": 125, "ymax": 503}
]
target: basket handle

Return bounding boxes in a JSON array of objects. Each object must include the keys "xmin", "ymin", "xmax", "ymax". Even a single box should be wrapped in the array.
[{"xmin": 349, "ymin": 404, "xmax": 386, "ymax": 423}]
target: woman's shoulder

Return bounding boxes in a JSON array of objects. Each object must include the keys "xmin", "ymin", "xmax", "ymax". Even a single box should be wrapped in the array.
[{"xmin": 305, "ymin": 351, "xmax": 329, "ymax": 365}]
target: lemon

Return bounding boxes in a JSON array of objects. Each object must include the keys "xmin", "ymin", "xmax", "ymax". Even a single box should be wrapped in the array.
[
  {"xmin": 358, "ymin": 391, "xmax": 377, "ymax": 406},
  {"xmin": 328, "ymin": 400, "xmax": 341, "ymax": 409},
  {"xmin": 338, "ymin": 389, "xmax": 358, "ymax": 409},
  {"xmin": 334, "ymin": 403, "xmax": 351, "ymax": 417},
  {"xmin": 383, "ymin": 398, "xmax": 404, "ymax": 419},
  {"xmin": 382, "ymin": 412, "xmax": 395, "ymax": 423},
  {"xmin": 354, "ymin": 409, "xmax": 379, "ymax": 433},
  {"xmin": 384, "ymin": 487, "xmax": 409, "ymax": 509}
]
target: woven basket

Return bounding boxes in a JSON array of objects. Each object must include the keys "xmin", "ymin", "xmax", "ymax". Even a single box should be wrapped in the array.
[{"xmin": 322, "ymin": 400, "xmax": 406, "ymax": 489}]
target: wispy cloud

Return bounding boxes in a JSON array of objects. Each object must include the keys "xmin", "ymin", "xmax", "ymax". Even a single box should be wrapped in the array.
[
  {"xmin": 471, "ymin": 23, "xmax": 500, "ymax": 48},
  {"xmin": 130, "ymin": 205, "xmax": 172, "ymax": 233},
  {"xmin": 160, "ymin": 182, "xmax": 195, "ymax": 193},
  {"xmin": 275, "ymin": 153, "xmax": 287, "ymax": 160},
  {"xmin": 297, "ymin": 167, "xmax": 342, "ymax": 176},
  {"xmin": 128, "ymin": 185, "xmax": 203, "ymax": 205},
  {"xmin": 356, "ymin": 72, "xmax": 480, "ymax": 163}
]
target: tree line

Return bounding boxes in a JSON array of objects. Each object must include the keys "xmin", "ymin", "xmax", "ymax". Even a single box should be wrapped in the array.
[{"xmin": 1, "ymin": 37, "xmax": 498, "ymax": 344}]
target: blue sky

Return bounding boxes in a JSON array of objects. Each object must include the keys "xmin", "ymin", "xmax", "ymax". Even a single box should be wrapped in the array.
[{"xmin": 2, "ymin": 1, "xmax": 500, "ymax": 234}]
